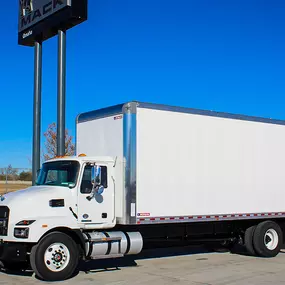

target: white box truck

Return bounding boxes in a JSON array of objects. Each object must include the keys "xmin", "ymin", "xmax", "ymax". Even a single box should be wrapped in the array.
[{"xmin": 1, "ymin": 101, "xmax": 285, "ymax": 281}]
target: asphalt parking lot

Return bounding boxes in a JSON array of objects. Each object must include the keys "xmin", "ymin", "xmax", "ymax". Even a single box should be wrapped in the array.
[{"xmin": 1, "ymin": 246, "xmax": 285, "ymax": 285}]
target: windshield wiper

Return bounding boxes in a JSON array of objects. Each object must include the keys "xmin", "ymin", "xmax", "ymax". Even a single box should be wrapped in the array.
[{"xmin": 44, "ymin": 181, "xmax": 57, "ymax": 185}]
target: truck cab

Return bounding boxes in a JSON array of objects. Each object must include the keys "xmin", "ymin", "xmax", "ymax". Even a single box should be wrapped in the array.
[
  {"xmin": 0, "ymin": 155, "xmax": 116, "ymax": 244},
  {"xmin": 36, "ymin": 155, "xmax": 117, "ymax": 230},
  {"xmin": 0, "ymin": 155, "xmax": 144, "ymax": 281}
]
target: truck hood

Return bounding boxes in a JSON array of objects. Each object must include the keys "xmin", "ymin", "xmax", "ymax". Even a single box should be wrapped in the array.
[
  {"xmin": 0, "ymin": 186, "xmax": 76, "ymax": 223},
  {"xmin": 0, "ymin": 186, "xmax": 71, "ymax": 204}
]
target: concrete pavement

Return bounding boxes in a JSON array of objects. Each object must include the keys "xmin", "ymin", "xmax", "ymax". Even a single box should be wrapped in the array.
[{"xmin": 1, "ymin": 246, "xmax": 285, "ymax": 285}]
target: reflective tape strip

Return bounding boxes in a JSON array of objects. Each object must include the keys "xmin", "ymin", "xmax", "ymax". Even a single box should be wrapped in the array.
[{"xmin": 136, "ymin": 212, "xmax": 285, "ymax": 224}]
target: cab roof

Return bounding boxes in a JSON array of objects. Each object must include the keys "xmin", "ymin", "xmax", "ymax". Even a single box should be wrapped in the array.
[{"xmin": 46, "ymin": 155, "xmax": 115, "ymax": 164}]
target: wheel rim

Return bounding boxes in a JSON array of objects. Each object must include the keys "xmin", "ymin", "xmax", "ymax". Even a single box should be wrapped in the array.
[
  {"xmin": 264, "ymin": 229, "xmax": 279, "ymax": 250},
  {"xmin": 44, "ymin": 243, "xmax": 70, "ymax": 272}
]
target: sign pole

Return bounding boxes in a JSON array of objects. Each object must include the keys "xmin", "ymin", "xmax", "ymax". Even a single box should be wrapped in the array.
[
  {"xmin": 18, "ymin": 0, "xmax": 88, "ymax": 166},
  {"xmin": 57, "ymin": 30, "xmax": 66, "ymax": 156},
  {"xmin": 32, "ymin": 41, "xmax": 42, "ymax": 185}
]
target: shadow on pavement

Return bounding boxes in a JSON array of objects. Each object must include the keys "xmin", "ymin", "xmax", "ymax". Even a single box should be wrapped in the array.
[
  {"xmin": 0, "ymin": 268, "xmax": 34, "ymax": 277},
  {"xmin": 81, "ymin": 239, "xmax": 279, "ymax": 274},
  {"xmin": 0, "ymin": 243, "xmax": 234, "ymax": 278},
  {"xmin": 80, "ymin": 243, "xmax": 213, "ymax": 274},
  {"xmin": 3, "ymin": 242, "xmax": 284, "ymax": 278}
]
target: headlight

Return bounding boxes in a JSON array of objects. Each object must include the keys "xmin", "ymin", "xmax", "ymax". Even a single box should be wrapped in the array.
[
  {"xmin": 16, "ymin": 220, "xmax": 35, "ymax": 226},
  {"xmin": 14, "ymin": 228, "xmax": 29, "ymax": 239}
]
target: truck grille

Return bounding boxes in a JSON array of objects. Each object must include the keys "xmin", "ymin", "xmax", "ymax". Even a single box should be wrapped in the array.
[{"xmin": 0, "ymin": 206, "xmax": 9, "ymax": 236}]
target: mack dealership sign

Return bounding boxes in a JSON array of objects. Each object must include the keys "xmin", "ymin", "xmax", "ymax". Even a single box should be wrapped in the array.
[
  {"xmin": 18, "ymin": 0, "xmax": 87, "ymax": 46},
  {"xmin": 19, "ymin": 0, "xmax": 71, "ymax": 32}
]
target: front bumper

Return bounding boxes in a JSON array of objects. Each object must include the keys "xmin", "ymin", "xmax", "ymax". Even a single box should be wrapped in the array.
[{"xmin": 0, "ymin": 241, "xmax": 28, "ymax": 263}]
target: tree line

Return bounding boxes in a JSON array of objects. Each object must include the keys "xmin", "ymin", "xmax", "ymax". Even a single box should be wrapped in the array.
[{"xmin": 0, "ymin": 166, "xmax": 32, "ymax": 181}]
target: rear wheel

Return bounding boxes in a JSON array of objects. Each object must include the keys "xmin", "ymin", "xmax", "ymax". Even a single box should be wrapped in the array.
[
  {"xmin": 253, "ymin": 221, "xmax": 282, "ymax": 258},
  {"xmin": 244, "ymin": 225, "xmax": 257, "ymax": 256},
  {"xmin": 30, "ymin": 232, "xmax": 79, "ymax": 281}
]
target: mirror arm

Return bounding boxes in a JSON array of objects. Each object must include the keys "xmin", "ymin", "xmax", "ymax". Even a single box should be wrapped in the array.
[{"xmin": 86, "ymin": 184, "xmax": 99, "ymax": 201}]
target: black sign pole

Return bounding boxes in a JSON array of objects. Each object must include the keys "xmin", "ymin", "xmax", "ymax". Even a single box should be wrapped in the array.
[
  {"xmin": 19, "ymin": 0, "xmax": 88, "ymax": 168},
  {"xmin": 57, "ymin": 29, "xmax": 66, "ymax": 156},
  {"xmin": 32, "ymin": 41, "xmax": 42, "ymax": 185}
]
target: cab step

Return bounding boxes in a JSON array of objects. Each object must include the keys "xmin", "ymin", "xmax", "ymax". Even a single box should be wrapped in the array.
[
  {"xmin": 88, "ymin": 237, "xmax": 122, "ymax": 243},
  {"xmin": 90, "ymin": 253, "xmax": 124, "ymax": 260}
]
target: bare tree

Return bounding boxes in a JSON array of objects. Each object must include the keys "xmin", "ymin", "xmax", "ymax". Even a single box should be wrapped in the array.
[
  {"xmin": 43, "ymin": 123, "xmax": 75, "ymax": 161},
  {"xmin": 27, "ymin": 156, "xmax": 32, "ymax": 166},
  {"xmin": 6, "ymin": 165, "xmax": 19, "ymax": 181}
]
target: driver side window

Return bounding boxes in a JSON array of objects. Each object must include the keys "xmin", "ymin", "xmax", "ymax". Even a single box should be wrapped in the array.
[
  {"xmin": 80, "ymin": 165, "xmax": 108, "ymax": 194},
  {"xmin": 80, "ymin": 165, "xmax": 93, "ymax": 194}
]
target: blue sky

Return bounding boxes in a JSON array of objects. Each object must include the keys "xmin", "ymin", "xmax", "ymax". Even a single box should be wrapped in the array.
[{"xmin": 1, "ymin": 0, "xmax": 285, "ymax": 168}]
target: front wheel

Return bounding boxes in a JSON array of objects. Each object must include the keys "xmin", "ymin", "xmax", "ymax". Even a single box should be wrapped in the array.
[{"xmin": 30, "ymin": 232, "xmax": 79, "ymax": 281}]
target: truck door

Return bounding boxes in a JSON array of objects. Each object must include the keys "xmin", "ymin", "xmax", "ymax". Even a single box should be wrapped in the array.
[{"xmin": 77, "ymin": 163, "xmax": 115, "ymax": 226}]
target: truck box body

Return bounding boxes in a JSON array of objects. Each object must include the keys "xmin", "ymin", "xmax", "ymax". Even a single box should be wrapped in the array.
[{"xmin": 76, "ymin": 102, "xmax": 285, "ymax": 226}]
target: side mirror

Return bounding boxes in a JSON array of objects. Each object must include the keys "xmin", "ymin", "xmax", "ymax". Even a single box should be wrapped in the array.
[
  {"xmin": 86, "ymin": 165, "xmax": 105, "ymax": 201},
  {"xmin": 92, "ymin": 165, "xmax": 101, "ymax": 186},
  {"xmin": 92, "ymin": 165, "xmax": 105, "ymax": 195}
]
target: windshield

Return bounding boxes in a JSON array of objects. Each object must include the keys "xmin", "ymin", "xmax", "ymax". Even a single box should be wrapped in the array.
[{"xmin": 36, "ymin": 161, "xmax": 80, "ymax": 188}]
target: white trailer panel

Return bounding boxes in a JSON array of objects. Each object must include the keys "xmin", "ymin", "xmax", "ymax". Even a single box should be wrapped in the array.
[
  {"xmin": 76, "ymin": 114, "xmax": 123, "ymax": 159},
  {"xmin": 136, "ymin": 107, "xmax": 285, "ymax": 219}
]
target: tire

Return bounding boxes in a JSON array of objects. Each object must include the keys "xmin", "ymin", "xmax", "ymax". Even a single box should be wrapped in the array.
[
  {"xmin": 244, "ymin": 225, "xmax": 257, "ymax": 256},
  {"xmin": 30, "ymin": 244, "xmax": 44, "ymax": 280},
  {"xmin": 30, "ymin": 232, "xmax": 79, "ymax": 281},
  {"xmin": 253, "ymin": 221, "xmax": 282, "ymax": 258}
]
